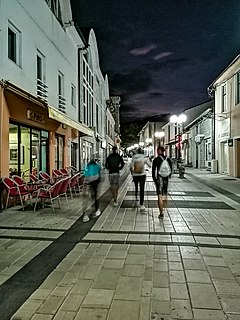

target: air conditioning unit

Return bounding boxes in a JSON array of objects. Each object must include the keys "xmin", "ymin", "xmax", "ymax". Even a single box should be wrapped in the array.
[{"xmin": 195, "ymin": 134, "xmax": 205, "ymax": 143}]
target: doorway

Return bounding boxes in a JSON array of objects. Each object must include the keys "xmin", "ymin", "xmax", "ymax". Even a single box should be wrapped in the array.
[{"xmin": 221, "ymin": 141, "xmax": 228, "ymax": 174}]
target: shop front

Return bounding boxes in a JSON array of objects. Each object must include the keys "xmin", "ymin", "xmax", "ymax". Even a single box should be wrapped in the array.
[
  {"xmin": 0, "ymin": 81, "xmax": 94, "ymax": 179},
  {"xmin": 9, "ymin": 123, "xmax": 49, "ymax": 178}
]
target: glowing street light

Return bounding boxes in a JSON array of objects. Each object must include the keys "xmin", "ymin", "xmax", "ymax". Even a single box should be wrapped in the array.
[
  {"xmin": 170, "ymin": 114, "xmax": 187, "ymax": 125},
  {"xmin": 170, "ymin": 113, "xmax": 187, "ymax": 159},
  {"xmin": 145, "ymin": 138, "xmax": 152, "ymax": 144},
  {"xmin": 154, "ymin": 131, "xmax": 165, "ymax": 139},
  {"xmin": 154, "ymin": 131, "xmax": 165, "ymax": 148}
]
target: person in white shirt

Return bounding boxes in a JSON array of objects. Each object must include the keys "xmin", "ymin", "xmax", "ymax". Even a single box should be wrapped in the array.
[{"xmin": 130, "ymin": 148, "xmax": 151, "ymax": 211}]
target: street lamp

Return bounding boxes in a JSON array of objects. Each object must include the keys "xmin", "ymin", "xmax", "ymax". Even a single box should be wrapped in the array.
[
  {"xmin": 170, "ymin": 114, "xmax": 187, "ymax": 160},
  {"xmin": 170, "ymin": 114, "xmax": 187, "ymax": 126},
  {"xmin": 154, "ymin": 131, "xmax": 165, "ymax": 147},
  {"xmin": 145, "ymin": 138, "xmax": 153, "ymax": 157}
]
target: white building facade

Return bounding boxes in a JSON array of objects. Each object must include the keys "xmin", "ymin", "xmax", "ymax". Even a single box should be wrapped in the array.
[
  {"xmin": 0, "ymin": 0, "xmax": 112, "ymax": 177},
  {"xmin": 209, "ymin": 54, "xmax": 240, "ymax": 177}
]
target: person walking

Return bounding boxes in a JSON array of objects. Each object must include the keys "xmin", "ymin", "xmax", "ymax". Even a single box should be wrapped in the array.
[
  {"xmin": 83, "ymin": 158, "xmax": 101, "ymax": 222},
  {"xmin": 105, "ymin": 146, "xmax": 125, "ymax": 206},
  {"xmin": 152, "ymin": 146, "xmax": 172, "ymax": 218},
  {"xmin": 130, "ymin": 148, "xmax": 151, "ymax": 211}
]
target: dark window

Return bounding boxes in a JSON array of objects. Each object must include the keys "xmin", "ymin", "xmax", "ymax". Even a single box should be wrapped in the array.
[
  {"xmin": 37, "ymin": 55, "xmax": 42, "ymax": 80},
  {"xmin": 8, "ymin": 28, "xmax": 16, "ymax": 62}
]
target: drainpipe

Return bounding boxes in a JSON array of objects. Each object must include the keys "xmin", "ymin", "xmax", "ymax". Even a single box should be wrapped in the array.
[{"xmin": 77, "ymin": 43, "xmax": 89, "ymax": 170}]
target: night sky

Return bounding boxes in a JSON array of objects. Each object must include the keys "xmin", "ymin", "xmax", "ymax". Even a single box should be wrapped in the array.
[{"xmin": 70, "ymin": 0, "xmax": 240, "ymax": 123}]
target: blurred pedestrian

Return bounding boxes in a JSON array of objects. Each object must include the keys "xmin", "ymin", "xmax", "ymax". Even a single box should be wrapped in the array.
[
  {"xmin": 152, "ymin": 146, "xmax": 172, "ymax": 218},
  {"xmin": 105, "ymin": 146, "xmax": 125, "ymax": 206},
  {"xmin": 83, "ymin": 158, "xmax": 101, "ymax": 222},
  {"xmin": 130, "ymin": 148, "xmax": 151, "ymax": 211}
]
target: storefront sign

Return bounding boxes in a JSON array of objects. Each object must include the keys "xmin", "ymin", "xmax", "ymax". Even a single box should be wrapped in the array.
[{"xmin": 27, "ymin": 109, "xmax": 45, "ymax": 124}]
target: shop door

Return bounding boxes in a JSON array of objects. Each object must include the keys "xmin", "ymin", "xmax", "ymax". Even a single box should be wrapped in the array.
[
  {"xmin": 20, "ymin": 126, "xmax": 31, "ymax": 179},
  {"xmin": 31, "ymin": 130, "xmax": 40, "ymax": 174},
  {"xmin": 222, "ymin": 142, "xmax": 228, "ymax": 173},
  {"xmin": 41, "ymin": 131, "xmax": 49, "ymax": 173}
]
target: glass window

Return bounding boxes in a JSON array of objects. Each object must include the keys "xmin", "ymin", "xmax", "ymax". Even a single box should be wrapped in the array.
[
  {"xmin": 71, "ymin": 142, "xmax": 77, "ymax": 168},
  {"xmin": 221, "ymin": 84, "xmax": 227, "ymax": 112},
  {"xmin": 58, "ymin": 71, "xmax": 65, "ymax": 112},
  {"xmin": 58, "ymin": 72, "xmax": 64, "ymax": 96},
  {"xmin": 8, "ymin": 22, "xmax": 21, "ymax": 66},
  {"xmin": 55, "ymin": 134, "xmax": 64, "ymax": 169},
  {"xmin": 37, "ymin": 50, "xmax": 46, "ymax": 82},
  {"xmin": 44, "ymin": 0, "xmax": 63, "ymax": 24},
  {"xmin": 9, "ymin": 123, "xmax": 49, "ymax": 179},
  {"xmin": 71, "ymin": 84, "xmax": 76, "ymax": 107}
]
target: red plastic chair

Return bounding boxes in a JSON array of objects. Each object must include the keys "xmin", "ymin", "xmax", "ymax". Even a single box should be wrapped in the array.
[
  {"xmin": 3, "ymin": 177, "xmax": 32, "ymax": 210},
  {"xmin": 60, "ymin": 168, "xmax": 69, "ymax": 176},
  {"xmin": 68, "ymin": 173, "xmax": 80, "ymax": 199},
  {"xmin": 78, "ymin": 175, "xmax": 87, "ymax": 193},
  {"xmin": 58, "ymin": 176, "xmax": 71, "ymax": 204},
  {"xmin": 39, "ymin": 171, "xmax": 52, "ymax": 183},
  {"xmin": 30, "ymin": 173, "xmax": 39, "ymax": 183},
  {"xmin": 52, "ymin": 169, "xmax": 63, "ymax": 179},
  {"xmin": 34, "ymin": 179, "xmax": 63, "ymax": 213},
  {"xmin": 13, "ymin": 175, "xmax": 37, "ymax": 194}
]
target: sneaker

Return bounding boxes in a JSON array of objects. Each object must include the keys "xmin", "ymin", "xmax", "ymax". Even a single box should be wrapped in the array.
[
  {"xmin": 83, "ymin": 215, "xmax": 90, "ymax": 222},
  {"xmin": 140, "ymin": 205, "xmax": 145, "ymax": 211},
  {"xmin": 113, "ymin": 201, "xmax": 119, "ymax": 207},
  {"xmin": 92, "ymin": 209, "xmax": 101, "ymax": 217},
  {"xmin": 158, "ymin": 213, "xmax": 164, "ymax": 219}
]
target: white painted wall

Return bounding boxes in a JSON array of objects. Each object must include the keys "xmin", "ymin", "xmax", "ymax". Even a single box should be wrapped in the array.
[{"xmin": 0, "ymin": 0, "xmax": 84, "ymax": 120}]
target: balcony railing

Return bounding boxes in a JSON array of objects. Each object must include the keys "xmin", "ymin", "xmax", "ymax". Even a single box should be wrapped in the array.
[
  {"xmin": 37, "ymin": 79, "xmax": 48, "ymax": 102},
  {"xmin": 58, "ymin": 94, "xmax": 66, "ymax": 113}
]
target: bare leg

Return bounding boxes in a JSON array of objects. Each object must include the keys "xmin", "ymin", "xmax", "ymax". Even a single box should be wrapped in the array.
[
  {"xmin": 113, "ymin": 187, "xmax": 118, "ymax": 202},
  {"xmin": 157, "ymin": 194, "xmax": 163, "ymax": 215}
]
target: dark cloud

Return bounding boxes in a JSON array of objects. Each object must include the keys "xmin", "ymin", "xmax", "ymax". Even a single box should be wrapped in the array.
[
  {"xmin": 71, "ymin": 0, "xmax": 240, "ymax": 123},
  {"xmin": 109, "ymin": 70, "xmax": 152, "ymax": 95},
  {"xmin": 148, "ymin": 92, "xmax": 163, "ymax": 97}
]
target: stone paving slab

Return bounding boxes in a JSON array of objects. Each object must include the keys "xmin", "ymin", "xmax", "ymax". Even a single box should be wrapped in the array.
[{"xmin": 0, "ymin": 170, "xmax": 239, "ymax": 319}]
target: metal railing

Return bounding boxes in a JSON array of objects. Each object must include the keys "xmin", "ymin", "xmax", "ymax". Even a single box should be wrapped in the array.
[
  {"xmin": 58, "ymin": 94, "xmax": 66, "ymax": 113},
  {"xmin": 37, "ymin": 79, "xmax": 48, "ymax": 102}
]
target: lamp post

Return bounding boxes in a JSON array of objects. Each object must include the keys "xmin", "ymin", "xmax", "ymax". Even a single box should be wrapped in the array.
[
  {"xmin": 145, "ymin": 138, "xmax": 153, "ymax": 157},
  {"xmin": 170, "ymin": 114, "xmax": 187, "ymax": 160},
  {"xmin": 154, "ymin": 131, "xmax": 165, "ymax": 146}
]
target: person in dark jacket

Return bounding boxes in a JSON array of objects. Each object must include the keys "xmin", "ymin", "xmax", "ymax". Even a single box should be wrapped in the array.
[
  {"xmin": 152, "ymin": 146, "xmax": 172, "ymax": 218},
  {"xmin": 105, "ymin": 146, "xmax": 125, "ymax": 206}
]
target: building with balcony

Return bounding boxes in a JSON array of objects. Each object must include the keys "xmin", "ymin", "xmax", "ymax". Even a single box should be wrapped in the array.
[{"xmin": 0, "ymin": 0, "xmax": 97, "ymax": 178}]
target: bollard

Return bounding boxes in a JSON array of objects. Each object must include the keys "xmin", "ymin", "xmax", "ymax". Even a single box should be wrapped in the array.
[{"xmin": 178, "ymin": 166, "xmax": 185, "ymax": 178}]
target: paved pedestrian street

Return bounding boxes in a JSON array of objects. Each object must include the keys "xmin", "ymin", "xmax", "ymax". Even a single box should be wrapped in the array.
[{"xmin": 0, "ymin": 168, "xmax": 240, "ymax": 320}]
